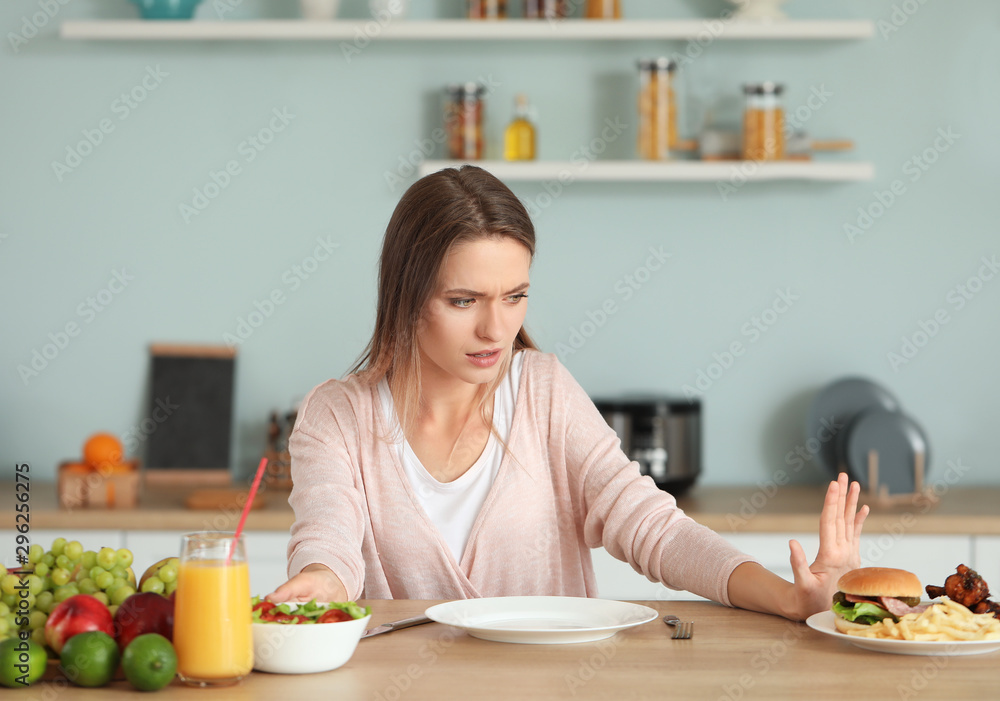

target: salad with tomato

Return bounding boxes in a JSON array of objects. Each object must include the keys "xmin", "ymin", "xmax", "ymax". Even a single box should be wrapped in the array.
[{"xmin": 251, "ymin": 595, "xmax": 371, "ymax": 624}]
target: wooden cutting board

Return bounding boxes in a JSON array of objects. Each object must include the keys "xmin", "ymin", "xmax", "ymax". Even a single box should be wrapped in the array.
[{"xmin": 184, "ymin": 488, "xmax": 267, "ymax": 511}]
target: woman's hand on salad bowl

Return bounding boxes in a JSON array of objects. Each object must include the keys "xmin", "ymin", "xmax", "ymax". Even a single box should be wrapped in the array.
[{"xmin": 267, "ymin": 562, "xmax": 349, "ymax": 605}]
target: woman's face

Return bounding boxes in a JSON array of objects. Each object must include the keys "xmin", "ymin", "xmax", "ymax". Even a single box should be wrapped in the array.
[{"xmin": 417, "ymin": 237, "xmax": 531, "ymax": 390}]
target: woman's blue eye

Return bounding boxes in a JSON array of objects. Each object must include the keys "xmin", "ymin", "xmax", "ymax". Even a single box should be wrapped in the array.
[{"xmin": 450, "ymin": 294, "xmax": 526, "ymax": 308}]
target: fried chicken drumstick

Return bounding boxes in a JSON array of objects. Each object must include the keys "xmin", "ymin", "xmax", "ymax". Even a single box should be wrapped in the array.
[
  {"xmin": 925, "ymin": 564, "xmax": 999, "ymax": 618},
  {"xmin": 971, "ymin": 599, "xmax": 1000, "ymax": 617}
]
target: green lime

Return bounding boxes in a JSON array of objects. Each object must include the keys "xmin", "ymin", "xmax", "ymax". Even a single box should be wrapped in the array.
[
  {"xmin": 0, "ymin": 637, "xmax": 47, "ymax": 688},
  {"xmin": 60, "ymin": 631, "xmax": 119, "ymax": 687},
  {"xmin": 122, "ymin": 634, "xmax": 176, "ymax": 691}
]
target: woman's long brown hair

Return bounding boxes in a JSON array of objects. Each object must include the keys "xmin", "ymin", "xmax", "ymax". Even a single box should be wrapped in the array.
[{"xmin": 349, "ymin": 165, "xmax": 539, "ymax": 440}]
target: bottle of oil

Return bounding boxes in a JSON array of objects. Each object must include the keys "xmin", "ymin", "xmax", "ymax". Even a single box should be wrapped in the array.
[{"xmin": 503, "ymin": 94, "xmax": 536, "ymax": 161}]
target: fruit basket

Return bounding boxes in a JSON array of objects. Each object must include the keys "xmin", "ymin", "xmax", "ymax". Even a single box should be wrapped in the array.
[
  {"xmin": 56, "ymin": 432, "xmax": 141, "ymax": 509},
  {"xmin": 57, "ymin": 461, "xmax": 140, "ymax": 509}
]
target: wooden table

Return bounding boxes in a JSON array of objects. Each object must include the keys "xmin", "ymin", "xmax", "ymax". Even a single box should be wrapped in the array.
[{"xmin": 26, "ymin": 599, "xmax": 999, "ymax": 700}]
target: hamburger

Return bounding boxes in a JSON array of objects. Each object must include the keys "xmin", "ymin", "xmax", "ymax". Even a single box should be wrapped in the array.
[{"xmin": 831, "ymin": 567, "xmax": 928, "ymax": 633}]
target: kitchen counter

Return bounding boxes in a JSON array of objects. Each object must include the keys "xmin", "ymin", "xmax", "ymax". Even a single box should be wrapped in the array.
[
  {"xmin": 26, "ymin": 599, "xmax": 1000, "ymax": 700},
  {"xmin": 5, "ymin": 481, "xmax": 1000, "ymax": 534}
]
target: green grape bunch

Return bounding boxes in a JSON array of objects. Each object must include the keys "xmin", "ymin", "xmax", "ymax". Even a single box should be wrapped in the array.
[
  {"xmin": 138, "ymin": 557, "xmax": 180, "ymax": 597},
  {"xmin": 0, "ymin": 538, "xmax": 140, "ymax": 647}
]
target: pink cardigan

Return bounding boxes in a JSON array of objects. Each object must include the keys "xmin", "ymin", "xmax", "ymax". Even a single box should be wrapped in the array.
[{"xmin": 286, "ymin": 350, "xmax": 755, "ymax": 605}]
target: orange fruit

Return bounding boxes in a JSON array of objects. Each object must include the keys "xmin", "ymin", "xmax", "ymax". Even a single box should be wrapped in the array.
[{"xmin": 83, "ymin": 433, "xmax": 123, "ymax": 471}]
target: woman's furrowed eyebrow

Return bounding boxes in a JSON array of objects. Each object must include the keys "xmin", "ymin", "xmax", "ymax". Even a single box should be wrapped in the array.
[{"xmin": 442, "ymin": 282, "xmax": 530, "ymax": 297}]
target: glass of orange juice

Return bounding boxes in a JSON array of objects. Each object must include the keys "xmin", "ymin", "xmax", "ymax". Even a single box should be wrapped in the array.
[{"xmin": 174, "ymin": 532, "xmax": 253, "ymax": 687}]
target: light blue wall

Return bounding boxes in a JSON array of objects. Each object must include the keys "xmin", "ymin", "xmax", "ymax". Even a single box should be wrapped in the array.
[{"xmin": 3, "ymin": 0, "xmax": 998, "ymax": 487}]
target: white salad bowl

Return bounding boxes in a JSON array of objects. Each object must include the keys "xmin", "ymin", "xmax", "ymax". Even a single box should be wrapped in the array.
[{"xmin": 252, "ymin": 612, "xmax": 372, "ymax": 674}]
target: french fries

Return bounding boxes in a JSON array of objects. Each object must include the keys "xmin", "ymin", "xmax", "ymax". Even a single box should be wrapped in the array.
[{"xmin": 845, "ymin": 598, "xmax": 1000, "ymax": 642}]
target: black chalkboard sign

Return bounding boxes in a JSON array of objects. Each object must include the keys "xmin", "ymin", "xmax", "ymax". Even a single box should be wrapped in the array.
[{"xmin": 144, "ymin": 345, "xmax": 236, "ymax": 481}]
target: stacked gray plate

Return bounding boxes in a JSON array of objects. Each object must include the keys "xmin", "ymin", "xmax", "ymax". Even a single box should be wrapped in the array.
[{"xmin": 807, "ymin": 377, "xmax": 929, "ymax": 491}]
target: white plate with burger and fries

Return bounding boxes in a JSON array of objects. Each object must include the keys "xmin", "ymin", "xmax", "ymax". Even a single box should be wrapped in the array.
[{"xmin": 806, "ymin": 567, "xmax": 1000, "ymax": 656}]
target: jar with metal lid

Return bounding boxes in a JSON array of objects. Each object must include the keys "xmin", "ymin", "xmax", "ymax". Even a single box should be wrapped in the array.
[
  {"xmin": 586, "ymin": 0, "xmax": 621, "ymax": 18},
  {"xmin": 467, "ymin": 0, "xmax": 506, "ymax": 19},
  {"xmin": 637, "ymin": 58, "xmax": 677, "ymax": 160},
  {"xmin": 445, "ymin": 83, "xmax": 486, "ymax": 160},
  {"xmin": 523, "ymin": 0, "xmax": 568, "ymax": 19},
  {"xmin": 742, "ymin": 82, "xmax": 785, "ymax": 161}
]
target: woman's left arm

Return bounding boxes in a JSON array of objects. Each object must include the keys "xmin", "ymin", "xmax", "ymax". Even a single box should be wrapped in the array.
[{"xmin": 727, "ymin": 472, "xmax": 869, "ymax": 621}]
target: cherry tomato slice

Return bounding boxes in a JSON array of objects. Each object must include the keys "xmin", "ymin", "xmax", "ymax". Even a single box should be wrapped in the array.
[{"xmin": 318, "ymin": 609, "xmax": 353, "ymax": 623}]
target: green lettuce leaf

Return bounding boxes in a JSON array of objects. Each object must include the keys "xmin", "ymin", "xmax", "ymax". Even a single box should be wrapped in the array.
[
  {"xmin": 832, "ymin": 600, "xmax": 894, "ymax": 625},
  {"xmin": 250, "ymin": 595, "xmax": 371, "ymax": 623}
]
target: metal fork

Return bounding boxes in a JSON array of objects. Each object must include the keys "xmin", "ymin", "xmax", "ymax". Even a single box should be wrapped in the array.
[{"xmin": 663, "ymin": 615, "xmax": 694, "ymax": 640}]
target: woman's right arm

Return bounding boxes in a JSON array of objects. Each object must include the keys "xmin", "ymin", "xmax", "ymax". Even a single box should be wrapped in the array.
[{"xmin": 267, "ymin": 386, "xmax": 368, "ymax": 602}]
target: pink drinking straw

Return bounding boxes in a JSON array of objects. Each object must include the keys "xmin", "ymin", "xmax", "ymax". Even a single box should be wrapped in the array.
[{"xmin": 228, "ymin": 457, "xmax": 268, "ymax": 565}]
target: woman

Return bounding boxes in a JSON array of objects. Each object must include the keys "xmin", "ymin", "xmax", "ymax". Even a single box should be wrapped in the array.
[{"xmin": 270, "ymin": 165, "xmax": 867, "ymax": 621}]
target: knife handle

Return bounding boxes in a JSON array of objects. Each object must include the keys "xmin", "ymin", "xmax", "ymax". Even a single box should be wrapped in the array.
[{"xmin": 385, "ymin": 614, "xmax": 431, "ymax": 632}]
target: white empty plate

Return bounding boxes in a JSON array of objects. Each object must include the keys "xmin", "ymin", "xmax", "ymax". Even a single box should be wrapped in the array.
[
  {"xmin": 425, "ymin": 596, "xmax": 658, "ymax": 644},
  {"xmin": 806, "ymin": 611, "xmax": 1000, "ymax": 656}
]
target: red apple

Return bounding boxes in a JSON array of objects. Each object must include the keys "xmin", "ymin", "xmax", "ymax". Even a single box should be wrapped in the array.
[
  {"xmin": 44, "ymin": 594, "xmax": 115, "ymax": 654},
  {"xmin": 113, "ymin": 592, "xmax": 174, "ymax": 652}
]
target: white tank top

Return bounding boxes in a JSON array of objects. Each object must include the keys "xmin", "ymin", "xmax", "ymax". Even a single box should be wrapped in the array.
[{"xmin": 377, "ymin": 351, "xmax": 524, "ymax": 562}]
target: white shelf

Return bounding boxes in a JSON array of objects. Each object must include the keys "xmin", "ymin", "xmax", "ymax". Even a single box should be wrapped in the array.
[
  {"xmin": 417, "ymin": 160, "xmax": 875, "ymax": 183},
  {"xmin": 59, "ymin": 19, "xmax": 874, "ymax": 41}
]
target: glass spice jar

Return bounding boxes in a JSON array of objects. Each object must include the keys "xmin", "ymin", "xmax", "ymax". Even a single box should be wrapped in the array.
[
  {"xmin": 586, "ymin": 0, "xmax": 621, "ymax": 19},
  {"xmin": 637, "ymin": 58, "xmax": 677, "ymax": 160},
  {"xmin": 523, "ymin": 0, "xmax": 569, "ymax": 19},
  {"xmin": 467, "ymin": 0, "xmax": 506, "ymax": 19},
  {"xmin": 445, "ymin": 83, "xmax": 486, "ymax": 160},
  {"xmin": 742, "ymin": 82, "xmax": 785, "ymax": 161}
]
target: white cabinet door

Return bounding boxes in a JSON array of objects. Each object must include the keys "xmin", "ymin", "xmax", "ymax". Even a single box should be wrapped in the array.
[
  {"xmin": 591, "ymin": 535, "xmax": 815, "ymax": 602},
  {"xmin": 591, "ymin": 546, "xmax": 705, "ymax": 602},
  {"xmin": 723, "ymin": 533, "xmax": 818, "ymax": 585},
  {"xmin": 3, "ymin": 529, "xmax": 125, "ymax": 555},
  {"xmin": 858, "ymin": 534, "xmax": 971, "ymax": 589},
  {"xmin": 972, "ymin": 536, "xmax": 1000, "ymax": 590},
  {"xmin": 243, "ymin": 532, "xmax": 291, "ymax": 597},
  {"xmin": 122, "ymin": 531, "xmax": 185, "ymax": 568},
  {"xmin": 124, "ymin": 531, "xmax": 290, "ymax": 597}
]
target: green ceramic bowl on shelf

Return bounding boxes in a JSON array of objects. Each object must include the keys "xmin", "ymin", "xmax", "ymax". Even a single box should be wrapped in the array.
[{"xmin": 130, "ymin": 0, "xmax": 203, "ymax": 20}]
